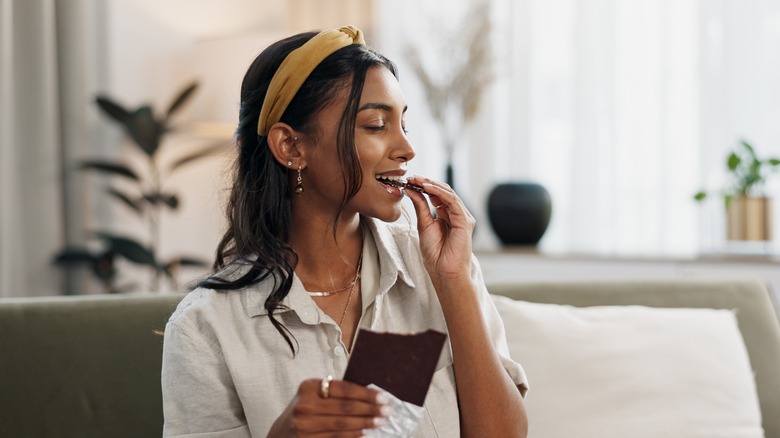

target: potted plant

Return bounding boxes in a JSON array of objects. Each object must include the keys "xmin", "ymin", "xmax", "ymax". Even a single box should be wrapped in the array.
[
  {"xmin": 404, "ymin": 4, "xmax": 493, "ymax": 189},
  {"xmin": 53, "ymin": 81, "xmax": 225, "ymax": 293},
  {"xmin": 694, "ymin": 140, "xmax": 780, "ymax": 241}
]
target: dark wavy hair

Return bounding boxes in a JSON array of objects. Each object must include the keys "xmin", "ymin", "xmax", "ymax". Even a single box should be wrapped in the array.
[{"xmin": 198, "ymin": 32, "xmax": 397, "ymax": 354}]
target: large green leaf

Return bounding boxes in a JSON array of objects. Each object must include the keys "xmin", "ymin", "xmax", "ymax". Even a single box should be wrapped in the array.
[
  {"xmin": 106, "ymin": 187, "xmax": 144, "ymax": 215},
  {"xmin": 96, "ymin": 97, "xmax": 131, "ymax": 125},
  {"xmin": 167, "ymin": 143, "xmax": 227, "ymax": 173},
  {"xmin": 741, "ymin": 140, "xmax": 756, "ymax": 158},
  {"xmin": 142, "ymin": 192, "xmax": 179, "ymax": 210},
  {"xmin": 52, "ymin": 247, "xmax": 98, "ymax": 265},
  {"xmin": 126, "ymin": 106, "xmax": 164, "ymax": 157},
  {"xmin": 94, "ymin": 232, "xmax": 157, "ymax": 267},
  {"xmin": 166, "ymin": 82, "xmax": 199, "ymax": 121},
  {"xmin": 727, "ymin": 153, "xmax": 741, "ymax": 171},
  {"xmin": 79, "ymin": 161, "xmax": 140, "ymax": 181}
]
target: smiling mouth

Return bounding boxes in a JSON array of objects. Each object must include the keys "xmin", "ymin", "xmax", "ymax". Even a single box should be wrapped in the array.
[{"xmin": 375, "ymin": 176, "xmax": 427, "ymax": 194}]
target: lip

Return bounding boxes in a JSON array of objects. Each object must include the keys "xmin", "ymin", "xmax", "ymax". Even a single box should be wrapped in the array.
[
  {"xmin": 374, "ymin": 170, "xmax": 406, "ymax": 198},
  {"xmin": 374, "ymin": 169, "xmax": 407, "ymax": 177}
]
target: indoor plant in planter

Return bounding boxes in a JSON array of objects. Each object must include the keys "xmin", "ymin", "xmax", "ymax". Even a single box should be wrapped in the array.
[
  {"xmin": 53, "ymin": 81, "xmax": 223, "ymax": 293},
  {"xmin": 694, "ymin": 140, "xmax": 780, "ymax": 241}
]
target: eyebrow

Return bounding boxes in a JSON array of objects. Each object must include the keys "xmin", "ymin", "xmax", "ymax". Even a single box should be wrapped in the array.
[{"xmin": 358, "ymin": 102, "xmax": 408, "ymax": 113}]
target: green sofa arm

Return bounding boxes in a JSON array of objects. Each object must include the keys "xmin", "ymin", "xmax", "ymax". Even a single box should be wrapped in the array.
[{"xmin": 0, "ymin": 294, "xmax": 184, "ymax": 438}]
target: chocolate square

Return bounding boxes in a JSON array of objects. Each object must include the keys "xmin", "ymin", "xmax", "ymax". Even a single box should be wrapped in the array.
[{"xmin": 342, "ymin": 329, "xmax": 447, "ymax": 406}]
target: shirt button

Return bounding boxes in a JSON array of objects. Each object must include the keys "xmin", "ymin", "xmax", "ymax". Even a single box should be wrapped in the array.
[{"xmin": 334, "ymin": 346, "xmax": 345, "ymax": 356}]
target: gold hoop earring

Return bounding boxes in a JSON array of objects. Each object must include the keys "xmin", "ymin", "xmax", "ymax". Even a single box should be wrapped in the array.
[{"xmin": 295, "ymin": 166, "xmax": 304, "ymax": 195}]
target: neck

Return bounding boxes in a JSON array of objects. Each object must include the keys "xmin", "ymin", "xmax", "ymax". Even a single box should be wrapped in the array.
[{"xmin": 288, "ymin": 211, "xmax": 364, "ymax": 290}]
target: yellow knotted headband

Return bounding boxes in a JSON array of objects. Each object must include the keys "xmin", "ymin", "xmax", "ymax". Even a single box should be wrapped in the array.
[{"xmin": 257, "ymin": 25, "xmax": 365, "ymax": 136}]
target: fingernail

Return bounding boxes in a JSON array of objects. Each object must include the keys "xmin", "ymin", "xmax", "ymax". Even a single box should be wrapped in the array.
[
  {"xmin": 376, "ymin": 392, "xmax": 390, "ymax": 404},
  {"xmin": 373, "ymin": 417, "xmax": 387, "ymax": 426},
  {"xmin": 422, "ymin": 183, "xmax": 434, "ymax": 188},
  {"xmin": 380, "ymin": 405, "xmax": 394, "ymax": 417}
]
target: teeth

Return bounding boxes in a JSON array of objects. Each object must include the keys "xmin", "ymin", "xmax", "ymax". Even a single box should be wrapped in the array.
[
  {"xmin": 375, "ymin": 175, "xmax": 404, "ymax": 182},
  {"xmin": 374, "ymin": 175, "xmax": 427, "ymax": 194}
]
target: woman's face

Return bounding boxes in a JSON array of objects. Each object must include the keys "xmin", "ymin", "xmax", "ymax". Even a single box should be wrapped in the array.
[{"xmin": 300, "ymin": 65, "xmax": 415, "ymax": 222}]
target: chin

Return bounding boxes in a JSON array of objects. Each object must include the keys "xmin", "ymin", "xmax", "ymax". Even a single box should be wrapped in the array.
[{"xmin": 366, "ymin": 205, "xmax": 403, "ymax": 223}]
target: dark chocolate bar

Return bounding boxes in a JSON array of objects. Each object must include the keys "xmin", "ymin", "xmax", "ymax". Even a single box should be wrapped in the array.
[
  {"xmin": 343, "ymin": 329, "xmax": 447, "ymax": 406},
  {"xmin": 383, "ymin": 179, "xmax": 427, "ymax": 194}
]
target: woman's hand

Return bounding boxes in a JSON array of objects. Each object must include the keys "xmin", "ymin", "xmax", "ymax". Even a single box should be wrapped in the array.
[
  {"xmin": 405, "ymin": 176, "xmax": 476, "ymax": 287},
  {"xmin": 267, "ymin": 378, "xmax": 391, "ymax": 437}
]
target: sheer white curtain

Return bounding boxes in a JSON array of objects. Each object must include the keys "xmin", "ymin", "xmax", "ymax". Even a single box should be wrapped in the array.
[
  {"xmin": 0, "ymin": 0, "xmax": 104, "ymax": 296},
  {"xmin": 377, "ymin": 0, "xmax": 780, "ymax": 256},
  {"xmin": 0, "ymin": 0, "xmax": 64, "ymax": 296}
]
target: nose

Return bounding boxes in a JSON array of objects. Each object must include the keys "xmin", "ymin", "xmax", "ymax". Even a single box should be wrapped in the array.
[{"xmin": 393, "ymin": 129, "xmax": 416, "ymax": 163}]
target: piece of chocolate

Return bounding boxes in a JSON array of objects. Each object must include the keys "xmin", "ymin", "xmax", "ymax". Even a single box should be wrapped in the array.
[
  {"xmin": 343, "ymin": 329, "xmax": 447, "ymax": 406},
  {"xmin": 383, "ymin": 179, "xmax": 428, "ymax": 194}
]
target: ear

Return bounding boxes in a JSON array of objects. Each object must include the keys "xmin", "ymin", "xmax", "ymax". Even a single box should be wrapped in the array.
[{"xmin": 266, "ymin": 122, "xmax": 306, "ymax": 169}]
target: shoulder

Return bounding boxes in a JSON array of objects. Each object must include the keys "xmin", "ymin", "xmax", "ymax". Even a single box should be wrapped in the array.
[
  {"xmin": 168, "ymin": 287, "xmax": 221, "ymax": 325},
  {"xmin": 167, "ymin": 288, "xmax": 237, "ymax": 335}
]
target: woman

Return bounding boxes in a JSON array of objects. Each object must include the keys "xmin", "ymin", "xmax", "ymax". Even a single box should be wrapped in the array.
[{"xmin": 162, "ymin": 26, "xmax": 528, "ymax": 437}]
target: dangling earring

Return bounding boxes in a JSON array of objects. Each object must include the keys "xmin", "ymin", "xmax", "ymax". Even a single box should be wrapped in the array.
[{"xmin": 294, "ymin": 165, "xmax": 304, "ymax": 195}]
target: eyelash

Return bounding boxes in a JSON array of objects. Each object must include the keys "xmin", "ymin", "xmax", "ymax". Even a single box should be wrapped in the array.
[{"xmin": 364, "ymin": 125, "xmax": 409, "ymax": 135}]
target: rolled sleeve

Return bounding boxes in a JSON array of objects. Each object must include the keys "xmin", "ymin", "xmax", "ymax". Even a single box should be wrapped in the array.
[{"xmin": 471, "ymin": 255, "xmax": 529, "ymax": 397}]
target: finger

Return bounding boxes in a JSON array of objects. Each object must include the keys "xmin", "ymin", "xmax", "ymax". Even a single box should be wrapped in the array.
[
  {"xmin": 305, "ymin": 430, "xmax": 368, "ymax": 438},
  {"xmin": 433, "ymin": 202, "xmax": 451, "ymax": 223},
  {"xmin": 302, "ymin": 379, "xmax": 386, "ymax": 405},
  {"xmin": 419, "ymin": 182, "xmax": 474, "ymax": 222},
  {"xmin": 404, "ymin": 183, "xmax": 437, "ymax": 227},
  {"xmin": 408, "ymin": 175, "xmax": 456, "ymax": 195},
  {"xmin": 306, "ymin": 432, "xmax": 365, "ymax": 438},
  {"xmin": 311, "ymin": 398, "xmax": 392, "ymax": 417},
  {"xmin": 295, "ymin": 414, "xmax": 386, "ymax": 434}
]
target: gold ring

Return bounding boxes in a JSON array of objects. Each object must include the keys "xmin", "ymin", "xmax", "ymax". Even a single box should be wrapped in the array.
[{"xmin": 320, "ymin": 375, "xmax": 333, "ymax": 398}]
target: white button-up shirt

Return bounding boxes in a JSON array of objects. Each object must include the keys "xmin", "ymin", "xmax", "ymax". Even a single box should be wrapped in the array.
[{"xmin": 162, "ymin": 219, "xmax": 527, "ymax": 437}]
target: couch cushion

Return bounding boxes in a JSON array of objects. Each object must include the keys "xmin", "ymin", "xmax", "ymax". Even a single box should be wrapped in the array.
[
  {"xmin": 492, "ymin": 295, "xmax": 764, "ymax": 438},
  {"xmin": 0, "ymin": 294, "xmax": 184, "ymax": 438}
]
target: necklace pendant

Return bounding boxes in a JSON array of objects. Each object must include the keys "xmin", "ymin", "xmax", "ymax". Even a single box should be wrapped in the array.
[{"xmin": 308, "ymin": 291, "xmax": 333, "ymax": 297}]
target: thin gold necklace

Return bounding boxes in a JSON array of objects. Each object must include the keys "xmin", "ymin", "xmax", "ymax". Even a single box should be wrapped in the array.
[
  {"xmin": 306, "ymin": 274, "xmax": 360, "ymax": 297},
  {"xmin": 338, "ymin": 253, "xmax": 363, "ymax": 328}
]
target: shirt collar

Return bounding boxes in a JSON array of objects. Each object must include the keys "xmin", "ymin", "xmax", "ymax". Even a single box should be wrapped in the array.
[
  {"xmin": 365, "ymin": 217, "xmax": 415, "ymax": 293},
  {"xmin": 243, "ymin": 273, "xmax": 317, "ymax": 319},
  {"xmin": 243, "ymin": 217, "xmax": 415, "ymax": 318}
]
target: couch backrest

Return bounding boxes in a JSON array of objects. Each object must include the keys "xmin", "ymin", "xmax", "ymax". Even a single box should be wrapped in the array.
[
  {"xmin": 0, "ymin": 293, "xmax": 184, "ymax": 438},
  {"xmin": 3, "ymin": 281, "xmax": 779, "ymax": 437},
  {"xmin": 487, "ymin": 279, "xmax": 780, "ymax": 438}
]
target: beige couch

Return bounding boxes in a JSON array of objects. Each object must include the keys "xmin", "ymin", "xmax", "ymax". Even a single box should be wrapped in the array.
[
  {"xmin": 1, "ymin": 280, "xmax": 778, "ymax": 437},
  {"xmin": 489, "ymin": 280, "xmax": 780, "ymax": 438}
]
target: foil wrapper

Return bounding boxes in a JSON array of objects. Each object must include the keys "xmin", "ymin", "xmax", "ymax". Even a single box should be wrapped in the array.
[{"xmin": 363, "ymin": 384, "xmax": 425, "ymax": 437}]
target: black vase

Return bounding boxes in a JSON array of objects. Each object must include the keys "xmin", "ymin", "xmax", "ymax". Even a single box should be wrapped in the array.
[{"xmin": 487, "ymin": 182, "xmax": 552, "ymax": 246}]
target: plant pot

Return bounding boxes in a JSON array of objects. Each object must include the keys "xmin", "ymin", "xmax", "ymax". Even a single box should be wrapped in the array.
[
  {"xmin": 487, "ymin": 182, "xmax": 552, "ymax": 245},
  {"xmin": 727, "ymin": 196, "xmax": 772, "ymax": 241}
]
